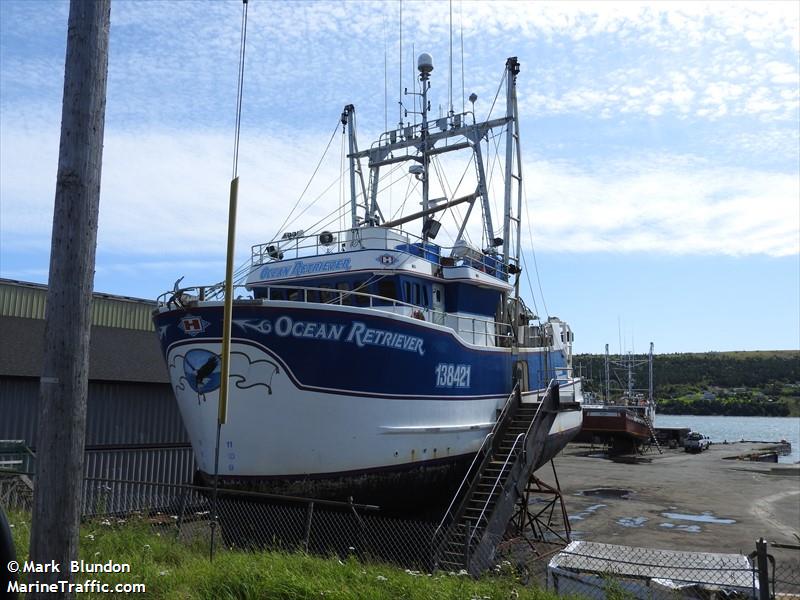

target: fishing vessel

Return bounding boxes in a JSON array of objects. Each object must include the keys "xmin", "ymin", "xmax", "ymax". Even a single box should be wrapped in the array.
[
  {"xmin": 578, "ymin": 343, "xmax": 658, "ymax": 452},
  {"xmin": 153, "ymin": 55, "xmax": 584, "ymax": 511}
]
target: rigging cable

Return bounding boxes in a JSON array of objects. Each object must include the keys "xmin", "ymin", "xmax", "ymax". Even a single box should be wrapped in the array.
[
  {"xmin": 214, "ymin": 0, "xmax": 249, "ymax": 562},
  {"xmin": 231, "ymin": 0, "xmax": 248, "ymax": 179},
  {"xmin": 449, "ymin": 0, "xmax": 453, "ymax": 114},
  {"xmin": 399, "ymin": 0, "xmax": 403, "ymax": 128},
  {"xmin": 460, "ymin": 0, "xmax": 465, "ymax": 114},
  {"xmin": 267, "ymin": 121, "xmax": 341, "ymax": 243},
  {"xmin": 339, "ymin": 125, "xmax": 346, "ymax": 231},
  {"xmin": 430, "ymin": 155, "xmax": 473, "ymax": 246},
  {"xmin": 521, "ymin": 177, "xmax": 549, "ymax": 318},
  {"xmin": 383, "ymin": 11, "xmax": 388, "ymax": 133}
]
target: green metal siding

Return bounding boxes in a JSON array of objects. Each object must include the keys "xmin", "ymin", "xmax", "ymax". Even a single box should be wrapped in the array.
[{"xmin": 0, "ymin": 279, "xmax": 156, "ymax": 331}]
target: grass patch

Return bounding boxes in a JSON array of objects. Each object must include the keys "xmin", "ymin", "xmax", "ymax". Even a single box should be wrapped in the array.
[{"xmin": 6, "ymin": 511, "xmax": 557, "ymax": 600}]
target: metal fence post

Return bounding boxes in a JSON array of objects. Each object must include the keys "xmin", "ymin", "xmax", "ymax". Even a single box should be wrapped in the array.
[
  {"xmin": 174, "ymin": 487, "xmax": 189, "ymax": 540},
  {"xmin": 756, "ymin": 538, "xmax": 771, "ymax": 600},
  {"xmin": 303, "ymin": 501, "xmax": 314, "ymax": 552}
]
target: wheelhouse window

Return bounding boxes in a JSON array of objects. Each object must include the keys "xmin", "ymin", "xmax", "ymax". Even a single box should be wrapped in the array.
[
  {"xmin": 319, "ymin": 284, "xmax": 335, "ymax": 303},
  {"xmin": 353, "ymin": 281, "xmax": 370, "ymax": 306},
  {"xmin": 377, "ymin": 279, "xmax": 397, "ymax": 301},
  {"xmin": 336, "ymin": 282, "xmax": 351, "ymax": 305},
  {"xmin": 401, "ymin": 279, "xmax": 430, "ymax": 307}
]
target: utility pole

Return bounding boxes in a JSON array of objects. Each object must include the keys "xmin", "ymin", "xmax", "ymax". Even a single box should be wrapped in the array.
[{"xmin": 28, "ymin": 1, "xmax": 111, "ymax": 598}]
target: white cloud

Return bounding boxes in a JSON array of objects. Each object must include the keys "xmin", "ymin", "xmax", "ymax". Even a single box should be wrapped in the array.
[
  {"xmin": 1, "ymin": 1, "xmax": 798, "ymax": 293},
  {"xmin": 2, "ymin": 125, "xmax": 797, "ymax": 280},
  {"xmin": 523, "ymin": 155, "xmax": 799, "ymax": 257}
]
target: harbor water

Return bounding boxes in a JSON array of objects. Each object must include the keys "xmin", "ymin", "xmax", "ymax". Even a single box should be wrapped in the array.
[{"xmin": 655, "ymin": 415, "xmax": 800, "ymax": 463}]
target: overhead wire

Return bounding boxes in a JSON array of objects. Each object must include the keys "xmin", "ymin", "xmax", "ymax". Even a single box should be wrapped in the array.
[
  {"xmin": 460, "ymin": 0, "xmax": 465, "ymax": 114},
  {"xmin": 267, "ymin": 121, "xmax": 341, "ymax": 243},
  {"xmin": 521, "ymin": 177, "xmax": 549, "ymax": 318},
  {"xmin": 449, "ymin": 0, "xmax": 453, "ymax": 115},
  {"xmin": 231, "ymin": 0, "xmax": 248, "ymax": 179},
  {"xmin": 339, "ymin": 126, "xmax": 346, "ymax": 231}
]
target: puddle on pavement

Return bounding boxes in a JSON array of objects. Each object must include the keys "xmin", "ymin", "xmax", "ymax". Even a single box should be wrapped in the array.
[
  {"xmin": 569, "ymin": 503, "xmax": 606, "ymax": 521},
  {"xmin": 661, "ymin": 511, "xmax": 736, "ymax": 524},
  {"xmin": 617, "ymin": 516, "xmax": 648, "ymax": 528},
  {"xmin": 577, "ymin": 488, "xmax": 633, "ymax": 499},
  {"xmin": 660, "ymin": 522, "xmax": 702, "ymax": 533}
]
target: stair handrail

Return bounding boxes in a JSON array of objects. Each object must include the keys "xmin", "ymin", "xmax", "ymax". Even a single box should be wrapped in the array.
[
  {"xmin": 434, "ymin": 432, "xmax": 492, "ymax": 538},
  {"xmin": 522, "ymin": 379, "xmax": 558, "ymax": 464},
  {"xmin": 465, "ymin": 432, "xmax": 525, "ymax": 551},
  {"xmin": 433, "ymin": 382, "xmax": 520, "ymax": 546},
  {"xmin": 464, "ymin": 379, "xmax": 557, "ymax": 555}
]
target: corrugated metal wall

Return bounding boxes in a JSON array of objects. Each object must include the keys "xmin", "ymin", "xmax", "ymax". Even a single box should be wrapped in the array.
[
  {"xmin": 0, "ymin": 279, "xmax": 155, "ymax": 331},
  {"xmin": 81, "ymin": 453, "xmax": 199, "ymax": 516},
  {"xmin": 1, "ymin": 280, "xmax": 194, "ymax": 487},
  {"xmin": 0, "ymin": 378, "xmax": 187, "ymax": 447},
  {"xmin": 84, "ymin": 446, "xmax": 195, "ymax": 483}
]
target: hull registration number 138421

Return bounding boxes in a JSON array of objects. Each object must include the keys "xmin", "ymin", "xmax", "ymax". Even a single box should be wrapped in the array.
[{"xmin": 435, "ymin": 363, "xmax": 471, "ymax": 388}]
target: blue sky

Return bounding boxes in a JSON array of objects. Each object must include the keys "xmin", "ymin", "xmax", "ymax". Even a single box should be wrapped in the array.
[{"xmin": 1, "ymin": 1, "xmax": 798, "ymax": 354}]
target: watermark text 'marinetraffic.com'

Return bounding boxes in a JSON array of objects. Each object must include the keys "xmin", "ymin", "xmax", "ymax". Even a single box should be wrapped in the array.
[
  {"xmin": 6, "ymin": 560, "xmax": 145, "ymax": 594},
  {"xmin": 8, "ymin": 580, "xmax": 146, "ymax": 594}
]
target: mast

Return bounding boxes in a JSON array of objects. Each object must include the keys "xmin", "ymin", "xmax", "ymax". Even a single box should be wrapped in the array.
[
  {"xmin": 349, "ymin": 56, "xmax": 516, "ymax": 248},
  {"xmin": 648, "ymin": 341, "xmax": 654, "ymax": 405},
  {"xmin": 503, "ymin": 57, "xmax": 524, "ymax": 329},
  {"xmin": 604, "ymin": 343, "xmax": 610, "ymax": 403},
  {"xmin": 418, "ymin": 53, "xmax": 432, "ymax": 241},
  {"xmin": 627, "ymin": 351, "xmax": 634, "ymax": 397},
  {"xmin": 343, "ymin": 105, "xmax": 358, "ymax": 229},
  {"xmin": 503, "ymin": 57, "xmax": 520, "ymax": 270},
  {"xmin": 342, "ymin": 105, "xmax": 368, "ymax": 229}
]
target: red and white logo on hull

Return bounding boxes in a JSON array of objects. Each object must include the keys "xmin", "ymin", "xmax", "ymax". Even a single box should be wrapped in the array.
[{"xmin": 178, "ymin": 314, "xmax": 210, "ymax": 337}]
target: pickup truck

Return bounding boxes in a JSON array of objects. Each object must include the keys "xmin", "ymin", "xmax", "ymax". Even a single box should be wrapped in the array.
[{"xmin": 684, "ymin": 432, "xmax": 711, "ymax": 453}]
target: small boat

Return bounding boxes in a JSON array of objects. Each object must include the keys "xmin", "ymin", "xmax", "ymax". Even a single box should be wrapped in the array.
[
  {"xmin": 578, "ymin": 345, "xmax": 658, "ymax": 452},
  {"xmin": 580, "ymin": 401, "xmax": 654, "ymax": 445},
  {"xmin": 153, "ymin": 55, "xmax": 584, "ymax": 512}
]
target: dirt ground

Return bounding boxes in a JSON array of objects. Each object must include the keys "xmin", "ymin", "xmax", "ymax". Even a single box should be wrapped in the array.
[{"xmin": 532, "ymin": 441, "xmax": 800, "ymax": 565}]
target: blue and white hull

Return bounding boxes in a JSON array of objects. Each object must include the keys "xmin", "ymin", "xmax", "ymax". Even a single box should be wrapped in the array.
[
  {"xmin": 154, "ymin": 301, "xmax": 582, "ymax": 510},
  {"xmin": 154, "ymin": 55, "xmax": 586, "ymax": 512}
]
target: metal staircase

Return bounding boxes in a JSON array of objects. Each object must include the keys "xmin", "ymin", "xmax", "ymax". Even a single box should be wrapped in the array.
[{"xmin": 432, "ymin": 380, "xmax": 560, "ymax": 575}]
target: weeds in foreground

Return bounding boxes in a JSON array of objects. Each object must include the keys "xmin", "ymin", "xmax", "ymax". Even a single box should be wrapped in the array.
[{"xmin": 6, "ymin": 510, "xmax": 556, "ymax": 600}]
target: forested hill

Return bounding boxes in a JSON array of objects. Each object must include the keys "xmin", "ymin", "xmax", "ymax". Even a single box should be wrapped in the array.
[{"xmin": 574, "ymin": 350, "xmax": 800, "ymax": 416}]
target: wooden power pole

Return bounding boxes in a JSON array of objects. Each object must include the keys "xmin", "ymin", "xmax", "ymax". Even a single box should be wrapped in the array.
[{"xmin": 28, "ymin": 1, "xmax": 111, "ymax": 597}]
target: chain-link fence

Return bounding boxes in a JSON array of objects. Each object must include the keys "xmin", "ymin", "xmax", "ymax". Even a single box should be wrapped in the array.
[
  {"xmin": 2, "ymin": 474, "xmax": 436, "ymax": 571},
  {"xmin": 2, "ymin": 471, "xmax": 799, "ymax": 597},
  {"xmin": 547, "ymin": 540, "xmax": 758, "ymax": 598},
  {"xmin": 771, "ymin": 541, "xmax": 800, "ymax": 597},
  {"xmin": 543, "ymin": 539, "xmax": 800, "ymax": 600}
]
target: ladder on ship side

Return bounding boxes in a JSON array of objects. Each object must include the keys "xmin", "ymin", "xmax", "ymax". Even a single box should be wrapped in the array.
[
  {"xmin": 642, "ymin": 414, "xmax": 663, "ymax": 454},
  {"xmin": 432, "ymin": 381, "xmax": 560, "ymax": 576}
]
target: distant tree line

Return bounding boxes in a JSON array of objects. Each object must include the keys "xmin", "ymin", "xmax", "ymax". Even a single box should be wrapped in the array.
[
  {"xmin": 575, "ymin": 350, "xmax": 800, "ymax": 416},
  {"xmin": 656, "ymin": 397, "xmax": 792, "ymax": 416}
]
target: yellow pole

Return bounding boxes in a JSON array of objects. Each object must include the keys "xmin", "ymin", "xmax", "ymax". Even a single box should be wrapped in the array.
[{"xmin": 218, "ymin": 176, "xmax": 239, "ymax": 425}]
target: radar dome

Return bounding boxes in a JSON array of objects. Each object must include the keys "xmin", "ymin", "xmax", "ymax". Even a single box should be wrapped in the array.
[{"xmin": 417, "ymin": 53, "xmax": 434, "ymax": 74}]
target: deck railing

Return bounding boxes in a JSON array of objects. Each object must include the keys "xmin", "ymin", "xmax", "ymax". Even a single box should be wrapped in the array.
[
  {"xmin": 156, "ymin": 284, "xmax": 513, "ymax": 347},
  {"xmin": 249, "ymin": 226, "xmax": 513, "ymax": 280}
]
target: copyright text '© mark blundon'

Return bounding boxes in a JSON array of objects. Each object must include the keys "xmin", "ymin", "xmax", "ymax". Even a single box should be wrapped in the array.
[{"xmin": 6, "ymin": 559, "xmax": 131, "ymax": 573}]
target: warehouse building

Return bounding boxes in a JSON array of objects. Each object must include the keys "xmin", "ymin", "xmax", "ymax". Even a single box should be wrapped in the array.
[{"xmin": 0, "ymin": 278, "xmax": 193, "ymax": 483}]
